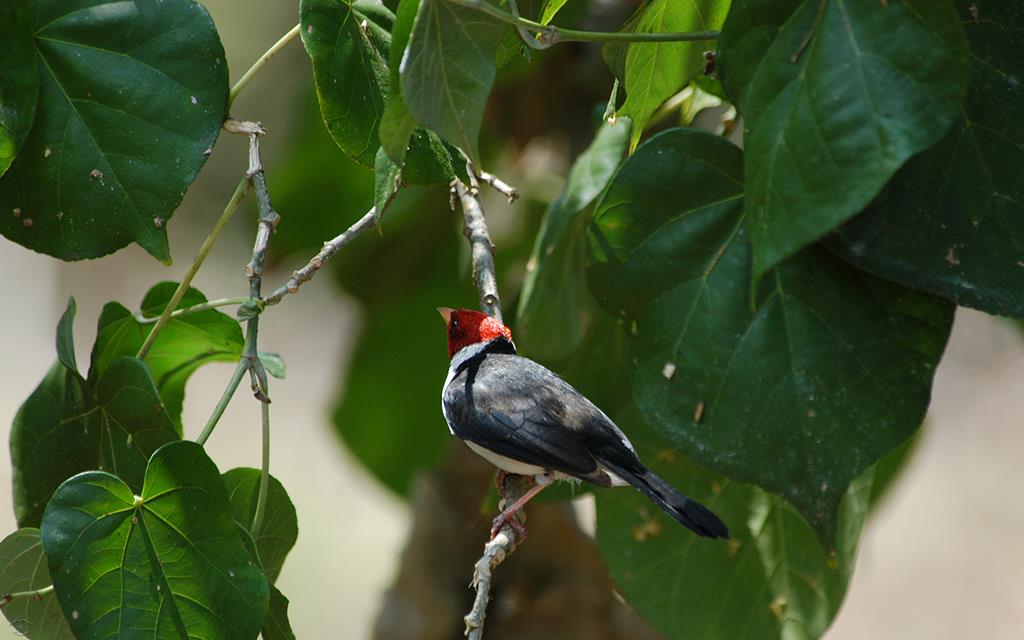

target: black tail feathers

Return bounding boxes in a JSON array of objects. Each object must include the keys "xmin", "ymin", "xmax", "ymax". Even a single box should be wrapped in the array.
[{"xmin": 606, "ymin": 463, "xmax": 729, "ymax": 539}]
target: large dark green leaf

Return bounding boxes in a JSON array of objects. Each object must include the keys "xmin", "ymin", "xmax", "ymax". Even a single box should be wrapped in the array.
[
  {"xmin": 596, "ymin": 414, "xmax": 873, "ymax": 640},
  {"xmin": 516, "ymin": 119, "xmax": 630, "ymax": 361},
  {"xmin": 588, "ymin": 129, "xmax": 952, "ymax": 542},
  {"xmin": 0, "ymin": 0, "xmax": 228, "ymax": 261},
  {"xmin": 718, "ymin": 0, "xmax": 969, "ymax": 283},
  {"xmin": 0, "ymin": 0, "xmax": 38, "ymax": 176},
  {"xmin": 301, "ymin": 0, "xmax": 394, "ymax": 166},
  {"xmin": 12, "ymin": 299, "xmax": 179, "ymax": 528},
  {"xmin": 41, "ymin": 441, "xmax": 269, "ymax": 640},
  {"xmin": 222, "ymin": 468, "xmax": 298, "ymax": 584},
  {"xmin": 0, "ymin": 528, "xmax": 73, "ymax": 638},
  {"xmin": 401, "ymin": 0, "xmax": 508, "ymax": 165},
  {"xmin": 828, "ymin": 1, "xmax": 1024, "ymax": 317},
  {"xmin": 618, "ymin": 0, "xmax": 728, "ymax": 149},
  {"xmin": 89, "ymin": 282, "xmax": 244, "ymax": 428}
]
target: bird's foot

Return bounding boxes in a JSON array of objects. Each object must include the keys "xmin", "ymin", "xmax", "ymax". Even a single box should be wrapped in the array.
[{"xmin": 489, "ymin": 509, "xmax": 527, "ymax": 542}]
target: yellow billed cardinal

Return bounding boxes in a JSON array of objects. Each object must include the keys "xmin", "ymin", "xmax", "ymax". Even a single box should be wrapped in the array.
[{"xmin": 439, "ymin": 307, "xmax": 729, "ymax": 541}]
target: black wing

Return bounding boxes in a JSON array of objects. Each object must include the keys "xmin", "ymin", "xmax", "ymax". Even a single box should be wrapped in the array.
[{"xmin": 443, "ymin": 351, "xmax": 640, "ymax": 480}]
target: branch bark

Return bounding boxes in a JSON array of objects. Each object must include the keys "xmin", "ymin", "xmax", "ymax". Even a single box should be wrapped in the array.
[
  {"xmin": 262, "ymin": 207, "xmax": 378, "ymax": 306},
  {"xmin": 452, "ymin": 172, "xmax": 533, "ymax": 639}
]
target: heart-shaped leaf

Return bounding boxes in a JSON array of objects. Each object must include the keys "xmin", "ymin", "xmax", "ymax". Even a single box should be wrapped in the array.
[
  {"xmin": 89, "ymin": 282, "xmax": 244, "ymax": 428},
  {"xmin": 588, "ymin": 128, "xmax": 953, "ymax": 542},
  {"xmin": 0, "ymin": 528, "xmax": 73, "ymax": 638},
  {"xmin": 41, "ymin": 441, "xmax": 269, "ymax": 640},
  {"xmin": 827, "ymin": 1, "xmax": 1024, "ymax": 318},
  {"xmin": 717, "ymin": 0, "xmax": 969, "ymax": 283},
  {"xmin": 12, "ymin": 299, "xmax": 179, "ymax": 528},
  {"xmin": 0, "ymin": 0, "xmax": 38, "ymax": 176},
  {"xmin": 401, "ymin": 0, "xmax": 508, "ymax": 165},
  {"xmin": 222, "ymin": 468, "xmax": 298, "ymax": 584},
  {"xmin": 0, "ymin": 0, "xmax": 228, "ymax": 261},
  {"xmin": 517, "ymin": 119, "xmax": 631, "ymax": 361},
  {"xmin": 617, "ymin": 0, "xmax": 729, "ymax": 149},
  {"xmin": 596, "ymin": 413, "xmax": 874, "ymax": 639}
]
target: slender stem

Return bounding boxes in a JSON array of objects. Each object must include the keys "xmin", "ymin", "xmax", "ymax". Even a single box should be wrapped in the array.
[
  {"xmin": 196, "ymin": 360, "xmax": 247, "ymax": 445},
  {"xmin": 446, "ymin": 0, "xmax": 720, "ymax": 45},
  {"xmin": 134, "ymin": 297, "xmax": 250, "ymax": 324},
  {"xmin": 137, "ymin": 178, "xmax": 248, "ymax": 360},
  {"xmin": 251, "ymin": 387, "xmax": 271, "ymax": 534},
  {"xmin": 1, "ymin": 585, "xmax": 54, "ymax": 607},
  {"xmin": 553, "ymin": 28, "xmax": 720, "ymax": 44},
  {"xmin": 229, "ymin": 24, "xmax": 302, "ymax": 107}
]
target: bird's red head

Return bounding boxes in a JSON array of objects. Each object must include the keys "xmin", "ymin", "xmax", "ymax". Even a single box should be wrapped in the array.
[{"xmin": 438, "ymin": 307, "xmax": 513, "ymax": 358}]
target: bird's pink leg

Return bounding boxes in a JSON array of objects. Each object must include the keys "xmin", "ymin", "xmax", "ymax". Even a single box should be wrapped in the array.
[{"xmin": 490, "ymin": 476, "xmax": 552, "ymax": 541}]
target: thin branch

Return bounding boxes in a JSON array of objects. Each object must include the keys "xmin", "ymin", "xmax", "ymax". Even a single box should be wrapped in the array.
[
  {"xmin": 452, "ymin": 173, "xmax": 502, "ymax": 322},
  {"xmin": 133, "ymin": 296, "xmax": 250, "ymax": 324},
  {"xmin": 1, "ymin": 585, "xmax": 54, "ymax": 608},
  {"xmin": 475, "ymin": 170, "xmax": 519, "ymax": 204},
  {"xmin": 229, "ymin": 24, "xmax": 302, "ymax": 107},
  {"xmin": 137, "ymin": 177, "xmax": 248, "ymax": 360},
  {"xmin": 262, "ymin": 207, "xmax": 378, "ymax": 306},
  {"xmin": 446, "ymin": 0, "xmax": 720, "ymax": 47},
  {"xmin": 452, "ymin": 167, "xmax": 533, "ymax": 638}
]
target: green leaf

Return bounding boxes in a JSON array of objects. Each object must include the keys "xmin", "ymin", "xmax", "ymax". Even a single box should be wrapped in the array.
[
  {"xmin": 0, "ymin": 0, "xmax": 228, "ymax": 262},
  {"xmin": 222, "ymin": 468, "xmax": 298, "ymax": 584},
  {"xmin": 401, "ymin": 0, "xmax": 508, "ymax": 165},
  {"xmin": 10, "ymin": 362, "xmax": 95, "ymax": 528},
  {"xmin": 588, "ymin": 128, "xmax": 953, "ymax": 542},
  {"xmin": 378, "ymin": 0, "xmax": 420, "ymax": 163},
  {"xmin": 374, "ymin": 145, "xmax": 402, "ymax": 219},
  {"xmin": 828, "ymin": 1, "xmax": 1024, "ymax": 318},
  {"xmin": 259, "ymin": 352, "xmax": 287, "ymax": 380},
  {"xmin": 92, "ymin": 357, "xmax": 180, "ymax": 489},
  {"xmin": 0, "ymin": 528, "xmax": 73, "ymax": 638},
  {"xmin": 596, "ymin": 415, "xmax": 873, "ymax": 639},
  {"xmin": 540, "ymin": 0, "xmax": 568, "ymax": 24},
  {"xmin": 517, "ymin": 119, "xmax": 631, "ymax": 361},
  {"xmin": 618, "ymin": 0, "xmax": 729, "ymax": 149},
  {"xmin": 717, "ymin": 0, "xmax": 969, "ymax": 283},
  {"xmin": 301, "ymin": 0, "xmax": 394, "ymax": 166},
  {"xmin": 41, "ymin": 441, "xmax": 269, "ymax": 640},
  {"xmin": 0, "ymin": 0, "xmax": 38, "ymax": 177},
  {"xmin": 90, "ymin": 282, "xmax": 244, "ymax": 428},
  {"xmin": 12, "ymin": 302, "xmax": 180, "ymax": 527},
  {"xmin": 262, "ymin": 586, "xmax": 297, "ymax": 640},
  {"xmin": 54, "ymin": 296, "xmax": 78, "ymax": 373}
]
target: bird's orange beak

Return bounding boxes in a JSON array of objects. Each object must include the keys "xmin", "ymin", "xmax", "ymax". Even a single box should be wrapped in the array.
[{"xmin": 437, "ymin": 307, "xmax": 454, "ymax": 326}]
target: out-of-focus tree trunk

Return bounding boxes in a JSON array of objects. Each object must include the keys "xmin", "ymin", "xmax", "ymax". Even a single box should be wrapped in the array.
[{"xmin": 373, "ymin": 443, "xmax": 661, "ymax": 640}]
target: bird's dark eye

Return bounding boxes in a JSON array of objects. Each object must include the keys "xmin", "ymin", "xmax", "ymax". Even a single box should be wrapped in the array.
[{"xmin": 451, "ymin": 318, "xmax": 459, "ymax": 329}]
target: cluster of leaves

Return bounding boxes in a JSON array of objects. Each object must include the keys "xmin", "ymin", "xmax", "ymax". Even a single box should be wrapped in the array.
[
  {"xmin": 1, "ymin": 285, "xmax": 295, "ymax": 638},
  {"xmin": 1, "ymin": 0, "xmax": 1021, "ymax": 638},
  {"xmin": 0, "ymin": 1, "xmax": 300, "ymax": 637},
  {"xmin": 306, "ymin": 0, "xmax": 1020, "ymax": 637}
]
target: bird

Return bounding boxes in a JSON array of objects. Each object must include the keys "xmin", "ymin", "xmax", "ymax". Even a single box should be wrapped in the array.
[{"xmin": 438, "ymin": 307, "xmax": 729, "ymax": 541}]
